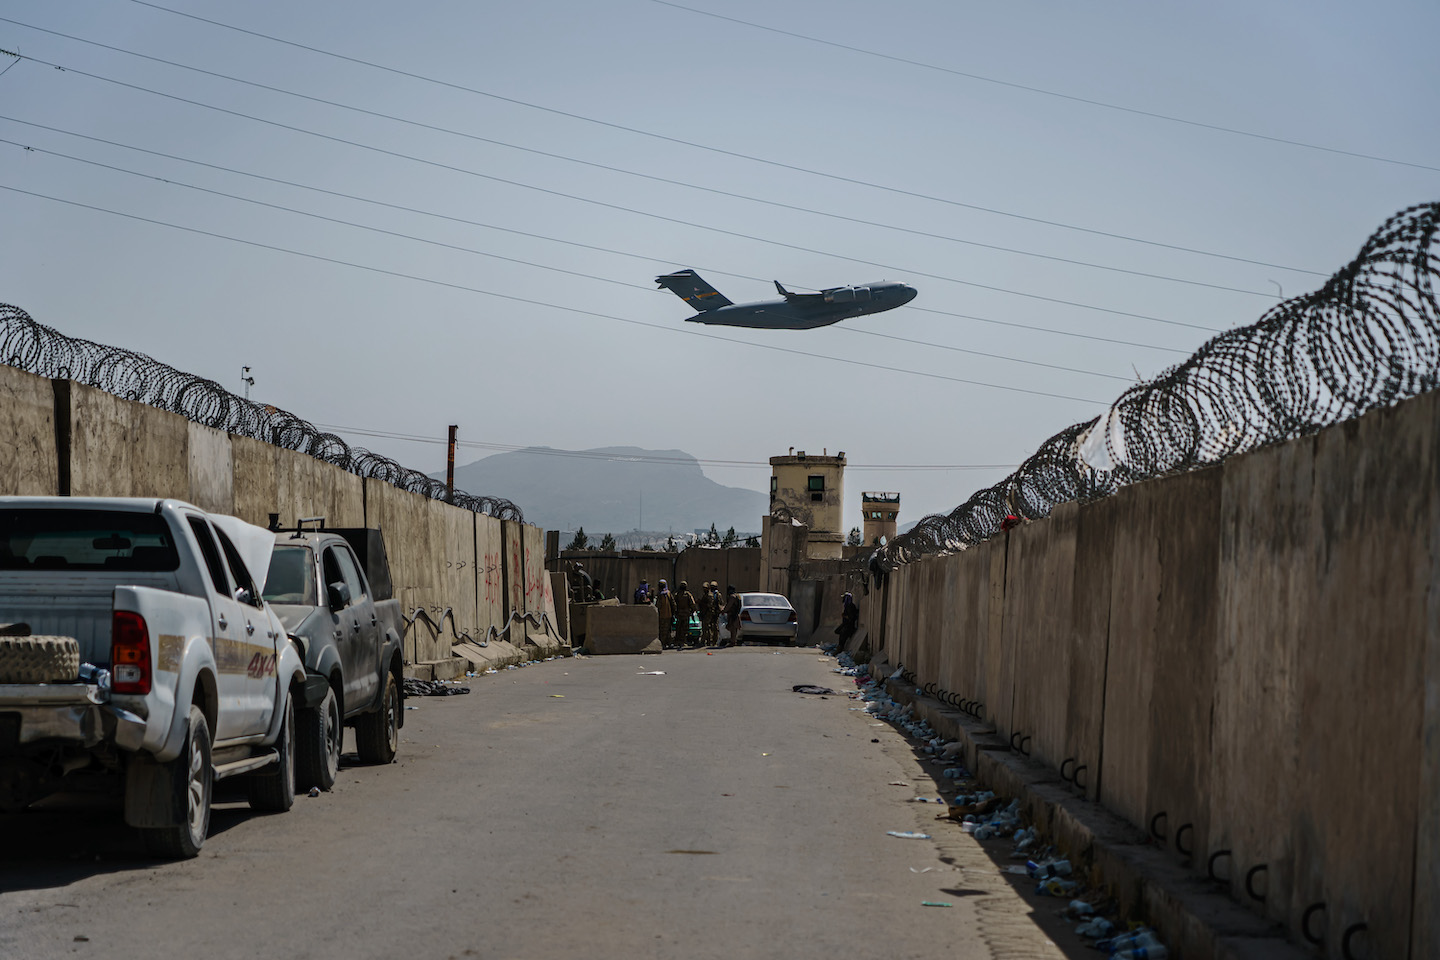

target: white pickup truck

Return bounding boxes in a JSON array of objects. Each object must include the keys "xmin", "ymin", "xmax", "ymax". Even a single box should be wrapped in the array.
[{"xmin": 0, "ymin": 497, "xmax": 307, "ymax": 858}]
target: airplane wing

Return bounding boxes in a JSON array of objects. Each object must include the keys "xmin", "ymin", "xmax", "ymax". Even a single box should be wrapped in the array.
[
  {"xmin": 656, "ymin": 269, "xmax": 733, "ymax": 310},
  {"xmin": 773, "ymin": 281, "xmax": 826, "ymax": 304}
]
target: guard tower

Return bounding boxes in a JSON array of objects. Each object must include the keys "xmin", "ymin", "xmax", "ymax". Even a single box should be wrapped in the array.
[
  {"xmin": 861, "ymin": 492, "xmax": 900, "ymax": 546},
  {"xmin": 769, "ymin": 449, "xmax": 846, "ymax": 560}
]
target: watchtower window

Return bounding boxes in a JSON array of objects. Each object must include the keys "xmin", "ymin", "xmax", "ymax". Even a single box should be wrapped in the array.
[{"xmin": 807, "ymin": 476, "xmax": 825, "ymax": 491}]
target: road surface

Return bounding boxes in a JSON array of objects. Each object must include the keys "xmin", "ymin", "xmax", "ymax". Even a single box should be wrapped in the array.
[{"xmin": 1, "ymin": 647, "xmax": 1084, "ymax": 959}]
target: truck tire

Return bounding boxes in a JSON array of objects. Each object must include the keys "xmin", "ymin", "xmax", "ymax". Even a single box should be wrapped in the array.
[
  {"xmin": 295, "ymin": 684, "xmax": 340, "ymax": 792},
  {"xmin": 141, "ymin": 705, "xmax": 211, "ymax": 859},
  {"xmin": 247, "ymin": 693, "xmax": 296, "ymax": 812},
  {"xmin": 355, "ymin": 671, "xmax": 399, "ymax": 765},
  {"xmin": 0, "ymin": 636, "xmax": 80, "ymax": 683}
]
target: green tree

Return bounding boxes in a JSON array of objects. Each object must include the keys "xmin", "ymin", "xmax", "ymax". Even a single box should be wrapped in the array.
[
  {"xmin": 846, "ymin": 526, "xmax": 862, "ymax": 546},
  {"xmin": 565, "ymin": 527, "xmax": 589, "ymax": 551},
  {"xmin": 640, "ymin": 543, "xmax": 655, "ymax": 551},
  {"xmin": 665, "ymin": 533, "xmax": 679, "ymax": 553},
  {"xmin": 721, "ymin": 526, "xmax": 738, "ymax": 548},
  {"xmin": 744, "ymin": 535, "xmax": 760, "ymax": 548},
  {"xmin": 599, "ymin": 532, "xmax": 617, "ymax": 551},
  {"xmin": 705, "ymin": 523, "xmax": 720, "ymax": 545}
]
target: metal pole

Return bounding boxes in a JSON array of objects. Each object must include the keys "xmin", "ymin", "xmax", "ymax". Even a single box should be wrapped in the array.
[{"xmin": 446, "ymin": 424, "xmax": 458, "ymax": 503}]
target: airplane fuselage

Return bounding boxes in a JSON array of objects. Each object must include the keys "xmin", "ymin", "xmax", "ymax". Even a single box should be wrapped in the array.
[{"xmin": 684, "ymin": 281, "xmax": 917, "ymax": 330}]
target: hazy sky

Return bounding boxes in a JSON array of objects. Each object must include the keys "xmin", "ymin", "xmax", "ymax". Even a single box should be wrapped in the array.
[{"xmin": 2, "ymin": 0, "xmax": 1436, "ymax": 532}]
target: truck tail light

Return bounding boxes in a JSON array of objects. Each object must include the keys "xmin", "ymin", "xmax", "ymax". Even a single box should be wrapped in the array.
[
  {"xmin": 740, "ymin": 610, "xmax": 752, "ymax": 621},
  {"xmin": 111, "ymin": 610, "xmax": 151, "ymax": 695}
]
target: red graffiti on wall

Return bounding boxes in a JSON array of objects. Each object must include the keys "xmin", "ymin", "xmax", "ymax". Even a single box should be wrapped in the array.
[{"xmin": 481, "ymin": 552, "xmax": 502, "ymax": 605}]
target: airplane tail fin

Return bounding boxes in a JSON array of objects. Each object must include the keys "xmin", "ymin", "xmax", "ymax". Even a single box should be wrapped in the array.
[{"xmin": 656, "ymin": 269, "xmax": 733, "ymax": 311}]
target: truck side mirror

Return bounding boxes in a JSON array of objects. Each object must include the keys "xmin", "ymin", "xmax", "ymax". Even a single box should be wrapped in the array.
[{"xmin": 327, "ymin": 581, "xmax": 351, "ymax": 610}]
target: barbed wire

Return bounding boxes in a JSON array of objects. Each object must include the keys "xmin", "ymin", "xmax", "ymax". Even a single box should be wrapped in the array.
[
  {"xmin": 874, "ymin": 201, "xmax": 1440, "ymax": 572},
  {"xmin": 0, "ymin": 305, "xmax": 524, "ymax": 522}
]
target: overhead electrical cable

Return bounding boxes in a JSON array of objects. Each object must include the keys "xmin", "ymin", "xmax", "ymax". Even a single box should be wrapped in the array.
[
  {"xmin": 650, "ymin": 0, "xmax": 1440, "ymax": 176},
  {"xmin": 0, "ymin": 135, "xmax": 1153, "ymax": 381},
  {"xmin": 0, "ymin": 17, "xmax": 1277, "ymax": 301},
  {"xmin": 114, "ymin": 0, "xmax": 1329, "ymax": 276},
  {"xmin": 0, "ymin": 40, "xmax": 1221, "ymax": 332},
  {"xmin": 0, "ymin": 116, "xmax": 1190, "ymax": 357},
  {"xmin": 0, "ymin": 181, "xmax": 1111, "ymax": 405},
  {"xmin": 310, "ymin": 424, "xmax": 1019, "ymax": 471}
]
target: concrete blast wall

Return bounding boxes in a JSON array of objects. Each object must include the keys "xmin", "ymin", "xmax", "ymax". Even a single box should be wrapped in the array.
[
  {"xmin": 0, "ymin": 366, "xmax": 557, "ymax": 669},
  {"xmin": 874, "ymin": 388, "xmax": 1440, "ymax": 959}
]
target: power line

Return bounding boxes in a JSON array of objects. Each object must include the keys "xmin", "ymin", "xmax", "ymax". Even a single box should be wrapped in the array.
[
  {"xmin": 0, "ymin": 131, "xmax": 1161, "ymax": 380},
  {"xmin": 0, "ymin": 40, "xmax": 1221, "ymax": 333},
  {"xmin": 0, "ymin": 115, "xmax": 1192, "ymax": 357},
  {"xmin": 115, "ymin": 0, "xmax": 1330, "ymax": 277},
  {"xmin": 0, "ymin": 181, "xmax": 1113, "ymax": 405},
  {"xmin": 312, "ymin": 422, "xmax": 1019, "ymax": 471},
  {"xmin": 650, "ymin": 0, "xmax": 1440, "ymax": 176},
  {"xmin": 0, "ymin": 16, "xmax": 1280, "ymax": 302}
]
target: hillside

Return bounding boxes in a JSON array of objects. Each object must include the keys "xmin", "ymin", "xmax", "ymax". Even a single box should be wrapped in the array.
[{"xmin": 441, "ymin": 446, "xmax": 767, "ymax": 537}]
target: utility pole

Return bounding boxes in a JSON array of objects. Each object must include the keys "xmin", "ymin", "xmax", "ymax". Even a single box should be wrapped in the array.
[
  {"xmin": 241, "ymin": 366, "xmax": 255, "ymax": 400},
  {"xmin": 446, "ymin": 424, "xmax": 458, "ymax": 503}
]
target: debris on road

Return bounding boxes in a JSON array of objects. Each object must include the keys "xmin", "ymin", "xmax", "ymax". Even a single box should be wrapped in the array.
[
  {"xmin": 403, "ymin": 678, "xmax": 470, "ymax": 697},
  {"xmin": 792, "ymin": 684, "xmax": 839, "ymax": 695},
  {"xmin": 636, "ymin": 670, "xmax": 666, "ymax": 676},
  {"xmin": 886, "ymin": 831, "xmax": 932, "ymax": 840},
  {"xmin": 920, "ymin": 901, "xmax": 952, "ymax": 908}
]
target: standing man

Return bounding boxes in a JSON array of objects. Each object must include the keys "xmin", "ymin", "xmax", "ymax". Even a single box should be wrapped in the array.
[
  {"xmin": 633, "ymin": 579, "xmax": 651, "ymax": 605},
  {"xmin": 674, "ymin": 581, "xmax": 697, "ymax": 647},
  {"xmin": 655, "ymin": 579, "xmax": 673, "ymax": 648},
  {"xmin": 836, "ymin": 591, "xmax": 860, "ymax": 648},
  {"xmin": 699, "ymin": 582, "xmax": 721, "ymax": 646},
  {"xmin": 721, "ymin": 585, "xmax": 742, "ymax": 647}
]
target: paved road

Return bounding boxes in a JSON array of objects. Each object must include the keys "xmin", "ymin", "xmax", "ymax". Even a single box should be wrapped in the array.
[{"xmin": 1, "ymin": 648, "xmax": 1083, "ymax": 960}]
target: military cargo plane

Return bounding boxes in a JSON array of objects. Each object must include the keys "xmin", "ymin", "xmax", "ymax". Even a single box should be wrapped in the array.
[{"xmin": 656, "ymin": 269, "xmax": 917, "ymax": 330}]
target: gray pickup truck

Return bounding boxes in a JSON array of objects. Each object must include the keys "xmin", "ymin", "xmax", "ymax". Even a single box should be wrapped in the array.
[{"xmin": 262, "ymin": 519, "xmax": 404, "ymax": 791}]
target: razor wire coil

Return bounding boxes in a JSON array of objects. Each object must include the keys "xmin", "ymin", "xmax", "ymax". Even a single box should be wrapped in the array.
[
  {"xmin": 874, "ymin": 201, "xmax": 1440, "ymax": 572},
  {"xmin": 0, "ymin": 306, "xmax": 523, "ymax": 522}
]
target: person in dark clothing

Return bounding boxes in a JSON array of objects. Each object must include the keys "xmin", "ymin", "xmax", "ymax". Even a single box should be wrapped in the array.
[
  {"xmin": 721, "ymin": 585, "xmax": 741, "ymax": 647},
  {"xmin": 674, "ymin": 581, "xmax": 697, "ymax": 647},
  {"xmin": 836, "ymin": 591, "xmax": 860, "ymax": 647},
  {"xmin": 633, "ymin": 579, "xmax": 651, "ymax": 604}
]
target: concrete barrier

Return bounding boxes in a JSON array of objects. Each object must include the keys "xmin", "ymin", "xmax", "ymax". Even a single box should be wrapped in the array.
[
  {"xmin": 0, "ymin": 363, "xmax": 556, "ymax": 680},
  {"xmin": 583, "ymin": 604, "xmax": 660, "ymax": 655},
  {"xmin": 869, "ymin": 387, "xmax": 1440, "ymax": 958}
]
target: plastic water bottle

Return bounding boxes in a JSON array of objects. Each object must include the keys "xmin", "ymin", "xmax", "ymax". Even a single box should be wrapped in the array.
[
  {"xmin": 1114, "ymin": 946, "xmax": 1167, "ymax": 960},
  {"xmin": 1067, "ymin": 899, "xmax": 1095, "ymax": 917}
]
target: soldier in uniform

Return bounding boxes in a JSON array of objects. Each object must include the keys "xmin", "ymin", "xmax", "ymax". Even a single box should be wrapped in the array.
[
  {"xmin": 721, "ymin": 585, "xmax": 742, "ymax": 647},
  {"xmin": 699, "ymin": 581, "xmax": 722, "ymax": 646},
  {"xmin": 674, "ymin": 580, "xmax": 698, "ymax": 647}
]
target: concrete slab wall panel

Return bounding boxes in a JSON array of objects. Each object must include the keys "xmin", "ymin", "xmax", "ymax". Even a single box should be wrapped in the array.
[{"xmin": 0, "ymin": 366, "xmax": 58, "ymax": 496}]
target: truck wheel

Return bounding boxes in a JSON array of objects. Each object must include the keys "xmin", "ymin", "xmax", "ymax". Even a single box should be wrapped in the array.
[
  {"xmin": 295, "ymin": 684, "xmax": 340, "ymax": 792},
  {"xmin": 142, "ymin": 705, "xmax": 212, "ymax": 859},
  {"xmin": 0, "ymin": 636, "xmax": 80, "ymax": 683},
  {"xmin": 247, "ymin": 693, "xmax": 295, "ymax": 812},
  {"xmin": 355, "ymin": 671, "xmax": 399, "ymax": 765}
]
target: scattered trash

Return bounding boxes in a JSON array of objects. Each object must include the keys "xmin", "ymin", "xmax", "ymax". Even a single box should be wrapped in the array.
[
  {"xmin": 920, "ymin": 901, "xmax": 953, "ymax": 908},
  {"xmin": 307, "ymin": 787, "xmax": 320, "ymax": 798},
  {"xmin": 1004, "ymin": 865, "xmax": 1030, "ymax": 875},
  {"xmin": 792, "ymin": 684, "xmax": 839, "ymax": 695},
  {"xmin": 73, "ymin": 936, "xmax": 89, "ymax": 943},
  {"xmin": 886, "ymin": 831, "xmax": 932, "ymax": 840},
  {"xmin": 404, "ymin": 705, "xmax": 419, "ymax": 711},
  {"xmin": 636, "ymin": 671, "xmax": 666, "ymax": 676},
  {"xmin": 403, "ymin": 678, "xmax": 470, "ymax": 697},
  {"xmin": 888, "ymin": 781, "xmax": 910, "ymax": 786},
  {"xmin": 909, "ymin": 867, "xmax": 935, "ymax": 873},
  {"xmin": 549, "ymin": 694, "xmax": 565, "ymax": 698}
]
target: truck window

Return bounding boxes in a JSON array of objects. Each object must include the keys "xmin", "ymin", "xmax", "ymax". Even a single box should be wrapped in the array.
[
  {"xmin": 187, "ymin": 517, "xmax": 231, "ymax": 596},
  {"xmin": 0, "ymin": 509, "xmax": 180, "ymax": 571},
  {"xmin": 322, "ymin": 547, "xmax": 351, "ymax": 610},
  {"xmin": 215, "ymin": 529, "xmax": 263, "ymax": 608},
  {"xmin": 326, "ymin": 545, "xmax": 367, "ymax": 606},
  {"xmin": 264, "ymin": 545, "xmax": 316, "ymax": 605}
]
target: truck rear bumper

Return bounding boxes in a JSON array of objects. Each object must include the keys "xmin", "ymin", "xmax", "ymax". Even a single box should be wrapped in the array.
[{"xmin": 0, "ymin": 684, "xmax": 147, "ymax": 752}]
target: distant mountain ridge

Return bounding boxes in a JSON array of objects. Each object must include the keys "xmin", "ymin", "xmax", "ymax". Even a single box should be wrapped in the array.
[{"xmin": 440, "ymin": 446, "xmax": 767, "ymax": 536}]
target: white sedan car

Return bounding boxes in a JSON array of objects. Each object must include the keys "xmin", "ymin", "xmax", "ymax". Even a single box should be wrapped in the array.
[{"xmin": 727, "ymin": 592, "xmax": 799, "ymax": 644}]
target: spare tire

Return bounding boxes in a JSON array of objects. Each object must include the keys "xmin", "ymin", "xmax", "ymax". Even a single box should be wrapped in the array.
[{"xmin": 0, "ymin": 636, "xmax": 81, "ymax": 683}]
